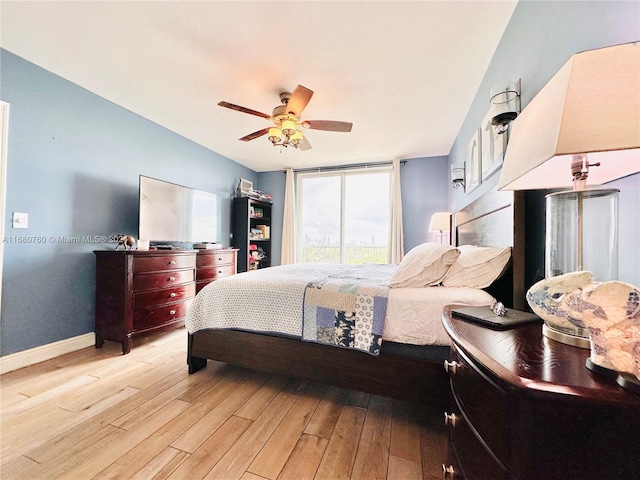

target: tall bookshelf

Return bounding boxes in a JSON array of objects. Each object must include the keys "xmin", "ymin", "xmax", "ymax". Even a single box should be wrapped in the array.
[{"xmin": 232, "ymin": 197, "xmax": 272, "ymax": 272}]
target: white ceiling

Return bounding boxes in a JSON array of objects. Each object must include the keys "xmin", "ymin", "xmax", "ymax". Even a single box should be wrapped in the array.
[{"xmin": 0, "ymin": 1, "xmax": 517, "ymax": 172}]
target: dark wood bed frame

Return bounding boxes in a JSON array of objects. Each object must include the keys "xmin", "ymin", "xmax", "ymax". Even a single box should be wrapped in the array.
[{"xmin": 187, "ymin": 189, "xmax": 525, "ymax": 405}]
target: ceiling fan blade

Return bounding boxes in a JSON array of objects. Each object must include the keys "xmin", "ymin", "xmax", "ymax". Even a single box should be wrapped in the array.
[
  {"xmin": 239, "ymin": 128, "xmax": 270, "ymax": 142},
  {"xmin": 218, "ymin": 101, "xmax": 271, "ymax": 119},
  {"xmin": 286, "ymin": 85, "xmax": 313, "ymax": 116},
  {"xmin": 299, "ymin": 136, "xmax": 312, "ymax": 151},
  {"xmin": 305, "ymin": 120, "xmax": 353, "ymax": 132}
]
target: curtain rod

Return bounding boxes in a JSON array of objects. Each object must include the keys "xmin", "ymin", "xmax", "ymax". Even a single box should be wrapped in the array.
[{"xmin": 289, "ymin": 160, "xmax": 406, "ymax": 174}]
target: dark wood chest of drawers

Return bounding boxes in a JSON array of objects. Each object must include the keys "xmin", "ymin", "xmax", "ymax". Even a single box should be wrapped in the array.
[
  {"xmin": 94, "ymin": 250, "xmax": 196, "ymax": 354},
  {"xmin": 441, "ymin": 307, "xmax": 640, "ymax": 480},
  {"xmin": 195, "ymin": 248, "xmax": 238, "ymax": 293}
]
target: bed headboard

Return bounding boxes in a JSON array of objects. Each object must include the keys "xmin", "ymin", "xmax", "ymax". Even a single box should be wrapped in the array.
[{"xmin": 454, "ymin": 189, "xmax": 526, "ymax": 310}]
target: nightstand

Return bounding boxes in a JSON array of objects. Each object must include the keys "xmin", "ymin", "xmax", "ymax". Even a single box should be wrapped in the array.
[{"xmin": 441, "ymin": 307, "xmax": 640, "ymax": 480}]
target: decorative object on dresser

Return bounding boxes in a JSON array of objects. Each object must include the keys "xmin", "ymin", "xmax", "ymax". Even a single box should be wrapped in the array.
[
  {"xmin": 115, "ymin": 234, "xmax": 136, "ymax": 250},
  {"xmin": 195, "ymin": 248, "xmax": 238, "ymax": 293},
  {"xmin": 94, "ymin": 250, "xmax": 196, "ymax": 354},
  {"xmin": 497, "ymin": 42, "xmax": 640, "ymax": 347},
  {"xmin": 441, "ymin": 306, "xmax": 640, "ymax": 480},
  {"xmin": 232, "ymin": 197, "xmax": 272, "ymax": 272},
  {"xmin": 527, "ymin": 271, "xmax": 640, "ymax": 392}
]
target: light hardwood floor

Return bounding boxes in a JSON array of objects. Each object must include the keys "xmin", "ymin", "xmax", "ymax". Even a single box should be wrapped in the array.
[{"xmin": 0, "ymin": 328, "xmax": 448, "ymax": 480}]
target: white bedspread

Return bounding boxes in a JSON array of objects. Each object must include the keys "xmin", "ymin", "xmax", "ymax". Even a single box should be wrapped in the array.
[{"xmin": 185, "ymin": 263, "xmax": 494, "ymax": 346}]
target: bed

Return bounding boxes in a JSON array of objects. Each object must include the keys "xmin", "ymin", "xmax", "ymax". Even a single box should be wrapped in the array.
[{"xmin": 186, "ymin": 189, "xmax": 525, "ymax": 405}]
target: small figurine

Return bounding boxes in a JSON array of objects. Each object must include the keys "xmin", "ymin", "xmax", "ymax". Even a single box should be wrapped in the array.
[{"xmin": 116, "ymin": 234, "xmax": 136, "ymax": 250}]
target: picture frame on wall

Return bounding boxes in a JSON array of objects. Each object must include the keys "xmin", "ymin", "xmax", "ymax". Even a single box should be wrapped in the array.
[
  {"xmin": 465, "ymin": 129, "xmax": 481, "ymax": 193},
  {"xmin": 481, "ymin": 110, "xmax": 507, "ymax": 181}
]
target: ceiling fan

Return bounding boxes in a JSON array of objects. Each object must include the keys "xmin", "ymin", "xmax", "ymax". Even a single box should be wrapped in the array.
[{"xmin": 218, "ymin": 85, "xmax": 353, "ymax": 151}]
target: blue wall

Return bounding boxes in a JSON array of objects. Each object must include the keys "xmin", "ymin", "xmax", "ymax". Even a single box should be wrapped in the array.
[
  {"xmin": 0, "ymin": 50, "xmax": 256, "ymax": 356},
  {"xmin": 448, "ymin": 0, "xmax": 640, "ymax": 286},
  {"xmin": 400, "ymin": 157, "xmax": 450, "ymax": 249}
]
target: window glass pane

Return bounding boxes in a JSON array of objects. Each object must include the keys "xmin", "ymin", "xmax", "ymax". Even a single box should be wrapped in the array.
[
  {"xmin": 297, "ymin": 168, "xmax": 391, "ymax": 265},
  {"xmin": 300, "ymin": 175, "xmax": 341, "ymax": 263},
  {"xmin": 344, "ymin": 172, "xmax": 390, "ymax": 264}
]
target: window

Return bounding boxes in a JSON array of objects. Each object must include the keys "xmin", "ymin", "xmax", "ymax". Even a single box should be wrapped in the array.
[{"xmin": 296, "ymin": 167, "xmax": 391, "ymax": 264}]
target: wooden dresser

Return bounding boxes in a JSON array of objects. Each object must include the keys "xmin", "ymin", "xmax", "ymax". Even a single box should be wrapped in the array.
[
  {"xmin": 195, "ymin": 248, "xmax": 238, "ymax": 293},
  {"xmin": 441, "ymin": 307, "xmax": 640, "ymax": 480},
  {"xmin": 94, "ymin": 250, "xmax": 196, "ymax": 354}
]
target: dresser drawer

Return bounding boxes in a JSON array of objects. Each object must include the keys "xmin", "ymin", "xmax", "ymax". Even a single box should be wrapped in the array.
[
  {"xmin": 196, "ymin": 250, "xmax": 237, "ymax": 267},
  {"xmin": 133, "ymin": 283, "xmax": 195, "ymax": 310},
  {"xmin": 449, "ymin": 344, "xmax": 509, "ymax": 464},
  {"xmin": 447, "ymin": 406, "xmax": 508, "ymax": 480},
  {"xmin": 133, "ymin": 268, "xmax": 195, "ymax": 291},
  {"xmin": 133, "ymin": 299, "xmax": 192, "ymax": 331},
  {"xmin": 134, "ymin": 254, "xmax": 196, "ymax": 273},
  {"xmin": 196, "ymin": 264, "xmax": 236, "ymax": 282}
]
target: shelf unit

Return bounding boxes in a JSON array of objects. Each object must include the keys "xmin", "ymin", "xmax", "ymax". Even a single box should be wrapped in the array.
[{"xmin": 232, "ymin": 197, "xmax": 272, "ymax": 272}]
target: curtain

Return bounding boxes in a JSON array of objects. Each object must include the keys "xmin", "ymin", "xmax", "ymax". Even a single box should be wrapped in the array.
[
  {"xmin": 389, "ymin": 158, "xmax": 404, "ymax": 263},
  {"xmin": 280, "ymin": 168, "xmax": 296, "ymax": 264}
]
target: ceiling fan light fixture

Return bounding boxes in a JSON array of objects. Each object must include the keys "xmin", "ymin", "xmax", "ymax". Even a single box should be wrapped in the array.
[
  {"xmin": 281, "ymin": 120, "xmax": 296, "ymax": 137},
  {"xmin": 290, "ymin": 130, "xmax": 303, "ymax": 146},
  {"xmin": 268, "ymin": 127, "xmax": 282, "ymax": 144}
]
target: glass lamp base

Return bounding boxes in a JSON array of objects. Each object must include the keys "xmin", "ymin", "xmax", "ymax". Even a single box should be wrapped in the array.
[{"xmin": 542, "ymin": 323, "xmax": 590, "ymax": 349}]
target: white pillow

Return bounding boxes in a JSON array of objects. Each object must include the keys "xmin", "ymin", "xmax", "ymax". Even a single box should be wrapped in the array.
[
  {"xmin": 441, "ymin": 245, "xmax": 511, "ymax": 288},
  {"xmin": 388, "ymin": 243, "xmax": 460, "ymax": 288}
]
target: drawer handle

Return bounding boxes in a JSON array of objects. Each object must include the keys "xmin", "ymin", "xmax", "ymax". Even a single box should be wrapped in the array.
[
  {"xmin": 170, "ymin": 292, "xmax": 177, "ymax": 298},
  {"xmin": 442, "ymin": 464, "xmax": 455, "ymax": 479},
  {"xmin": 444, "ymin": 412, "xmax": 458, "ymax": 428},
  {"xmin": 218, "ymin": 270, "xmax": 223, "ymax": 274},
  {"xmin": 169, "ymin": 260, "xmax": 176, "ymax": 265},
  {"xmin": 217, "ymin": 257, "xmax": 223, "ymax": 261},
  {"xmin": 169, "ymin": 309, "xmax": 176, "ymax": 315},
  {"xmin": 168, "ymin": 276, "xmax": 176, "ymax": 282},
  {"xmin": 443, "ymin": 360, "xmax": 459, "ymax": 375}
]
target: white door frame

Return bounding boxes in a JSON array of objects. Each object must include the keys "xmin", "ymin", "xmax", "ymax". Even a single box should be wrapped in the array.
[{"xmin": 0, "ymin": 101, "xmax": 9, "ymax": 318}]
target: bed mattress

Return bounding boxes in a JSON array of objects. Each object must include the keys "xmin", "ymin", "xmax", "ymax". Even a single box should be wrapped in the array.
[{"xmin": 185, "ymin": 263, "xmax": 494, "ymax": 347}]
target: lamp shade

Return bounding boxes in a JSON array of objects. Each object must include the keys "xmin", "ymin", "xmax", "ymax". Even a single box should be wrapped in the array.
[
  {"xmin": 498, "ymin": 42, "xmax": 640, "ymax": 191},
  {"xmin": 428, "ymin": 212, "xmax": 452, "ymax": 232}
]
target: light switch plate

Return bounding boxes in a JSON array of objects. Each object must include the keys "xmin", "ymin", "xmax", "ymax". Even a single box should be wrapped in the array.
[{"xmin": 13, "ymin": 212, "xmax": 28, "ymax": 229}]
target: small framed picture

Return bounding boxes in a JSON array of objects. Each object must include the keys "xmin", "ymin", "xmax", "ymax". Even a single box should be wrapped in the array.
[
  {"xmin": 481, "ymin": 110, "xmax": 506, "ymax": 181},
  {"xmin": 466, "ymin": 129, "xmax": 481, "ymax": 193}
]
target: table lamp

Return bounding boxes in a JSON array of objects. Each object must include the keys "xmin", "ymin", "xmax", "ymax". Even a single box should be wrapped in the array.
[
  {"xmin": 428, "ymin": 212, "xmax": 452, "ymax": 244},
  {"xmin": 498, "ymin": 42, "xmax": 640, "ymax": 347}
]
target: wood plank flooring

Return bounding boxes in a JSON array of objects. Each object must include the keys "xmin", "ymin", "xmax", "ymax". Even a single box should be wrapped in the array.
[{"xmin": 1, "ymin": 328, "xmax": 448, "ymax": 480}]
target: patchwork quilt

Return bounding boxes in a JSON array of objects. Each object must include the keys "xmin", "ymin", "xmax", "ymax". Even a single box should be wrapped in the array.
[{"xmin": 302, "ymin": 264, "xmax": 393, "ymax": 355}]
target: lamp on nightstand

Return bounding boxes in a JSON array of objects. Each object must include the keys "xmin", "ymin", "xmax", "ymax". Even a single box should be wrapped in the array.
[
  {"xmin": 498, "ymin": 42, "xmax": 640, "ymax": 347},
  {"xmin": 429, "ymin": 212, "xmax": 452, "ymax": 245}
]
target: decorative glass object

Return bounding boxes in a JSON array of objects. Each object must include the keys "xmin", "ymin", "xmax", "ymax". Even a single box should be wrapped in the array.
[
  {"xmin": 545, "ymin": 188, "xmax": 619, "ymax": 281},
  {"xmin": 541, "ymin": 187, "xmax": 619, "ymax": 347}
]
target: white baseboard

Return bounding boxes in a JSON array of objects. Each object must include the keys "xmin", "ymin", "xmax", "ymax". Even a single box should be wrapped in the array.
[{"xmin": 0, "ymin": 333, "xmax": 95, "ymax": 375}]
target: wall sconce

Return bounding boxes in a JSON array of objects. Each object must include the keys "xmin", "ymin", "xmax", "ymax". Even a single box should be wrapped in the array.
[
  {"xmin": 490, "ymin": 79, "xmax": 521, "ymax": 134},
  {"xmin": 451, "ymin": 164, "xmax": 465, "ymax": 189}
]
